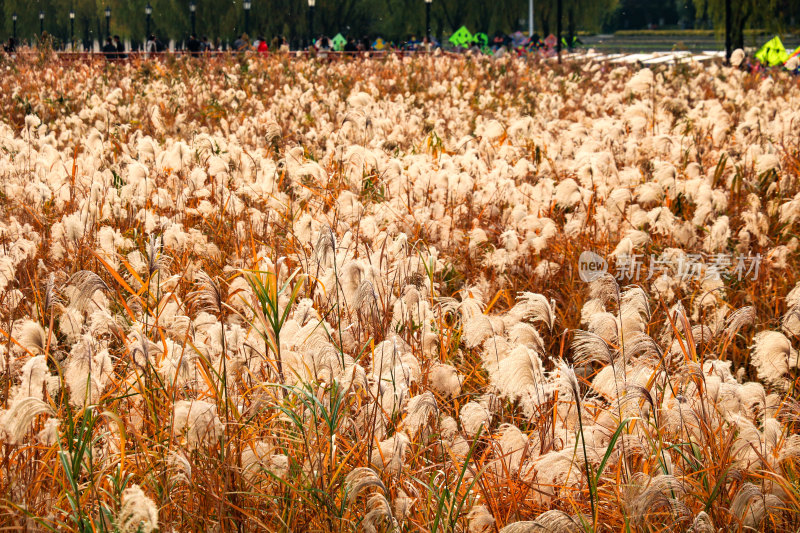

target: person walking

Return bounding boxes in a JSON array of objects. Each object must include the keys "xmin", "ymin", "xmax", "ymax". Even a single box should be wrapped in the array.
[
  {"xmin": 145, "ymin": 34, "xmax": 162, "ymax": 56},
  {"xmin": 421, "ymin": 36, "xmax": 432, "ymax": 53},
  {"xmin": 257, "ymin": 36, "xmax": 268, "ymax": 54},
  {"xmin": 3, "ymin": 37, "xmax": 16, "ymax": 54},
  {"xmin": 102, "ymin": 37, "xmax": 117, "ymax": 59},
  {"xmin": 187, "ymin": 34, "xmax": 201, "ymax": 55},
  {"xmin": 113, "ymin": 35, "xmax": 127, "ymax": 59},
  {"xmin": 233, "ymin": 34, "xmax": 249, "ymax": 51}
]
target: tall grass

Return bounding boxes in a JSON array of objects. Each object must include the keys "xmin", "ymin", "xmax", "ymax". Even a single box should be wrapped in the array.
[{"xmin": 0, "ymin": 51, "xmax": 799, "ymax": 532}]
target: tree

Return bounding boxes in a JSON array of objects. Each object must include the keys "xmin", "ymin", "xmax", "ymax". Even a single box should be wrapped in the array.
[{"xmin": 693, "ymin": 0, "xmax": 780, "ymax": 61}]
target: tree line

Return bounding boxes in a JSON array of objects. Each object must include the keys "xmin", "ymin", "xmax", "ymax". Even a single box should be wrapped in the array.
[{"xmin": 0, "ymin": 0, "xmax": 797, "ymax": 48}]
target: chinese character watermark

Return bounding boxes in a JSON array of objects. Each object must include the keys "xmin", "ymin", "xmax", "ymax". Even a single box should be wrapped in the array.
[{"xmin": 577, "ymin": 251, "xmax": 761, "ymax": 283}]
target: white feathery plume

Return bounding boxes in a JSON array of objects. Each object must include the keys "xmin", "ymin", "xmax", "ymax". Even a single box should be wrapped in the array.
[
  {"xmin": 172, "ymin": 400, "xmax": 225, "ymax": 448},
  {"xmin": 18, "ymin": 321, "xmax": 47, "ymax": 355},
  {"xmin": 507, "ymin": 292, "xmax": 556, "ymax": 330},
  {"xmin": 429, "ymin": 363, "xmax": 462, "ymax": 398},
  {"xmin": 370, "ymin": 432, "xmax": 410, "ymax": 474},
  {"xmin": 627, "ymin": 474, "xmax": 690, "ymax": 528},
  {"xmin": 589, "ymin": 273, "xmax": 619, "ymax": 305},
  {"xmin": 571, "ymin": 330, "xmax": 618, "ymax": 368},
  {"xmin": 703, "ymin": 216, "xmax": 730, "ymax": 253},
  {"xmin": 241, "ymin": 442, "xmax": 289, "ymax": 482},
  {"xmin": 0, "ymin": 397, "xmax": 55, "ymax": 445},
  {"xmin": 722, "ymin": 306, "xmax": 755, "ymax": 341},
  {"xmin": 620, "ymin": 286, "xmax": 651, "ymax": 323},
  {"xmin": 755, "ymin": 154, "xmax": 780, "ymax": 176},
  {"xmin": 345, "ymin": 467, "xmax": 387, "ymax": 504},
  {"xmin": 499, "ymin": 510, "xmax": 581, "ymax": 532},
  {"xmin": 731, "ymin": 483, "xmax": 784, "ymax": 531},
  {"xmin": 688, "ymin": 511, "xmax": 715, "ymax": 533},
  {"xmin": 362, "ymin": 493, "xmax": 397, "ymax": 533},
  {"xmin": 507, "ymin": 323, "xmax": 546, "ymax": 354},
  {"xmin": 37, "ymin": 417, "xmax": 60, "ymax": 446},
  {"xmin": 403, "ymin": 391, "xmax": 438, "ymax": 436},
  {"xmin": 65, "ymin": 339, "xmax": 113, "ymax": 407},
  {"xmin": 751, "ymin": 331, "xmax": 797, "ymax": 389},
  {"xmin": 467, "ymin": 505, "xmax": 495, "ymax": 533},
  {"xmin": 393, "ymin": 488, "xmax": 413, "ymax": 522},
  {"xmin": 314, "ymin": 225, "xmax": 337, "ymax": 266},
  {"xmin": 580, "ymin": 298, "xmax": 606, "ymax": 326},
  {"xmin": 730, "ymin": 48, "xmax": 745, "ymax": 67},
  {"xmin": 460, "ymin": 401, "xmax": 492, "ymax": 437},
  {"xmin": 117, "ymin": 484, "xmax": 159, "ymax": 533},
  {"xmin": 463, "ymin": 314, "xmax": 498, "ymax": 348},
  {"xmin": 523, "ymin": 449, "xmax": 582, "ymax": 489},
  {"xmin": 67, "ymin": 270, "xmax": 110, "ymax": 312},
  {"xmin": 555, "ymin": 360, "xmax": 583, "ymax": 421},
  {"xmin": 554, "ymin": 178, "xmax": 582, "ymax": 208},
  {"xmin": 587, "ymin": 312, "xmax": 619, "ymax": 343},
  {"xmin": 494, "ymin": 423, "xmax": 530, "ymax": 474},
  {"xmin": 627, "ymin": 68, "xmax": 654, "ymax": 94},
  {"xmin": 491, "ymin": 345, "xmax": 546, "ymax": 401},
  {"xmin": 12, "ymin": 355, "xmax": 52, "ymax": 402}
]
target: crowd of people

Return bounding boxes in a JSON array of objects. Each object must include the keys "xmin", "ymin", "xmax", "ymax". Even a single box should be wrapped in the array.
[
  {"xmin": 2, "ymin": 37, "xmax": 16, "ymax": 53},
  {"xmin": 7, "ymin": 28, "xmax": 794, "ymax": 71},
  {"xmin": 100, "ymin": 35, "xmax": 128, "ymax": 59},
  {"xmin": 0, "ymin": 29, "xmax": 585, "ymax": 59}
]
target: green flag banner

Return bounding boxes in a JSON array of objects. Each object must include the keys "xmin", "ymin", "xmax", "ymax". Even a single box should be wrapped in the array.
[
  {"xmin": 449, "ymin": 26, "xmax": 473, "ymax": 48},
  {"xmin": 755, "ymin": 36, "xmax": 789, "ymax": 67},
  {"xmin": 473, "ymin": 32, "xmax": 491, "ymax": 54},
  {"xmin": 332, "ymin": 33, "xmax": 347, "ymax": 51}
]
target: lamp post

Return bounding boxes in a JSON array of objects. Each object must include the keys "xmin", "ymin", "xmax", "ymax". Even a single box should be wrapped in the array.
[
  {"xmin": 105, "ymin": 6, "xmax": 111, "ymax": 39},
  {"xmin": 39, "ymin": 11, "xmax": 45, "ymax": 35},
  {"xmin": 190, "ymin": 1, "xmax": 197, "ymax": 35},
  {"xmin": 724, "ymin": 0, "xmax": 732, "ymax": 62},
  {"xmin": 556, "ymin": 0, "xmax": 561, "ymax": 59},
  {"xmin": 243, "ymin": 0, "xmax": 251, "ymax": 35},
  {"xmin": 145, "ymin": 3, "xmax": 152, "ymax": 38},
  {"xmin": 70, "ymin": 10, "xmax": 76, "ymax": 50},
  {"xmin": 308, "ymin": 0, "xmax": 315, "ymax": 47},
  {"xmin": 12, "ymin": 13, "xmax": 17, "ymax": 40},
  {"xmin": 424, "ymin": 0, "xmax": 431, "ymax": 41},
  {"xmin": 529, "ymin": 0, "xmax": 534, "ymax": 38}
]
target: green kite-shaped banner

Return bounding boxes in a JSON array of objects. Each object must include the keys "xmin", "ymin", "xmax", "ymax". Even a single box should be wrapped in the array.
[
  {"xmin": 473, "ymin": 32, "xmax": 488, "ymax": 46},
  {"xmin": 755, "ymin": 36, "xmax": 789, "ymax": 66},
  {"xmin": 449, "ymin": 26, "xmax": 473, "ymax": 48},
  {"xmin": 472, "ymin": 32, "xmax": 491, "ymax": 54},
  {"xmin": 332, "ymin": 33, "xmax": 347, "ymax": 51}
]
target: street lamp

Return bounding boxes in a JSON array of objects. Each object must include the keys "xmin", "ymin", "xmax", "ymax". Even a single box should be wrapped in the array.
[
  {"xmin": 190, "ymin": 1, "xmax": 197, "ymax": 35},
  {"xmin": 39, "ymin": 10, "xmax": 45, "ymax": 35},
  {"xmin": 12, "ymin": 13, "xmax": 17, "ymax": 40},
  {"xmin": 243, "ymin": 0, "xmax": 251, "ymax": 35},
  {"xmin": 556, "ymin": 0, "xmax": 561, "ymax": 58},
  {"xmin": 308, "ymin": 0, "xmax": 315, "ymax": 47},
  {"xmin": 145, "ymin": 3, "xmax": 153, "ymax": 38},
  {"xmin": 70, "ymin": 10, "xmax": 76, "ymax": 51},
  {"xmin": 424, "ymin": 0, "xmax": 431, "ymax": 41},
  {"xmin": 529, "ymin": 0, "xmax": 534, "ymax": 39},
  {"xmin": 105, "ymin": 6, "xmax": 111, "ymax": 39}
]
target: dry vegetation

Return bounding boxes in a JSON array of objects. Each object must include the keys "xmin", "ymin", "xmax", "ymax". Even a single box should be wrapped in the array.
[{"xmin": 0, "ymin": 50, "xmax": 800, "ymax": 532}]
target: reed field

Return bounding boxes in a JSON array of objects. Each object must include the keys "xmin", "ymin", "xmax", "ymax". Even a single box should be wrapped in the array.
[{"xmin": 1, "ymin": 50, "xmax": 800, "ymax": 532}]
